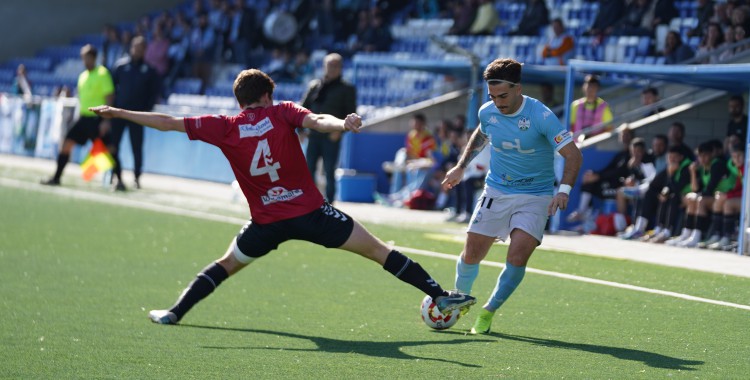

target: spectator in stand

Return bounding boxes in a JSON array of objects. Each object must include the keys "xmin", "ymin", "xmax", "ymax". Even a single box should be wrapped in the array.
[
  {"xmin": 730, "ymin": 5, "xmax": 750, "ymax": 34},
  {"xmin": 145, "ymin": 25, "xmax": 171, "ymax": 79},
  {"xmin": 733, "ymin": 25, "xmax": 749, "ymax": 55},
  {"xmin": 469, "ymin": 0, "xmax": 500, "ymax": 35},
  {"xmin": 642, "ymin": 145, "xmax": 693, "ymax": 243},
  {"xmin": 696, "ymin": 22, "xmax": 726, "ymax": 63},
  {"xmin": 662, "ymin": 30, "xmax": 695, "ymax": 63},
  {"xmin": 447, "ymin": 0, "xmax": 478, "ymax": 35},
  {"xmin": 688, "ymin": 0, "xmax": 715, "ymax": 38},
  {"xmin": 413, "ymin": 0, "xmax": 440, "ymax": 19},
  {"xmin": 569, "ymin": 74, "xmax": 613, "ymax": 140},
  {"xmin": 666, "ymin": 141, "xmax": 735, "ymax": 247},
  {"xmin": 509, "ymin": 0, "xmax": 550, "ymax": 36},
  {"xmin": 301, "ymin": 53, "xmax": 357, "ymax": 203},
  {"xmin": 41, "ymin": 45, "xmax": 114, "ymax": 187},
  {"xmin": 586, "ymin": 0, "xmax": 626, "ymax": 43},
  {"xmin": 165, "ymin": 12, "xmax": 192, "ymax": 91},
  {"xmin": 611, "ymin": 0, "xmax": 655, "ymax": 36},
  {"xmin": 719, "ymin": 24, "xmax": 738, "ymax": 61},
  {"xmin": 541, "ymin": 18, "xmax": 575, "ymax": 66},
  {"xmin": 726, "ymin": 94, "xmax": 748, "ymax": 143},
  {"xmin": 360, "ymin": 11, "xmax": 393, "ymax": 52},
  {"xmin": 109, "ymin": 36, "xmax": 161, "ymax": 191},
  {"xmin": 641, "ymin": 87, "xmax": 666, "ymax": 117},
  {"xmin": 567, "ymin": 127, "xmax": 634, "ymax": 224},
  {"xmin": 11, "ymin": 64, "xmax": 32, "ymax": 101},
  {"xmin": 189, "ymin": 13, "xmax": 216, "ymax": 93},
  {"xmin": 101, "ymin": 25, "xmax": 125, "ymax": 70},
  {"xmin": 228, "ymin": 0, "xmax": 260, "ymax": 66},
  {"xmin": 651, "ymin": 0, "xmax": 679, "ymax": 31}
]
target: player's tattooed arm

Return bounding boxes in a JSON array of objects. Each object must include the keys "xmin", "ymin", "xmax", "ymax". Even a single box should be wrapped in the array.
[{"xmin": 457, "ymin": 128, "xmax": 488, "ymax": 169}]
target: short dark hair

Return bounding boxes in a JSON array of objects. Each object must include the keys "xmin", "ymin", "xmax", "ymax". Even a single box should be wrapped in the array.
[
  {"xmin": 668, "ymin": 145, "xmax": 685, "ymax": 155},
  {"xmin": 730, "ymin": 142, "xmax": 745, "ymax": 153},
  {"xmin": 697, "ymin": 141, "xmax": 713, "ymax": 154},
  {"xmin": 729, "ymin": 94, "xmax": 745, "ymax": 107},
  {"xmin": 671, "ymin": 122, "xmax": 686, "ymax": 134},
  {"xmin": 583, "ymin": 74, "xmax": 600, "ymax": 85},
  {"xmin": 233, "ymin": 69, "xmax": 275, "ymax": 106},
  {"xmin": 642, "ymin": 87, "xmax": 658, "ymax": 96},
  {"xmin": 483, "ymin": 58, "xmax": 522, "ymax": 85},
  {"xmin": 80, "ymin": 44, "xmax": 98, "ymax": 58},
  {"xmin": 654, "ymin": 134, "xmax": 668, "ymax": 145},
  {"xmin": 413, "ymin": 113, "xmax": 427, "ymax": 123},
  {"xmin": 630, "ymin": 137, "xmax": 646, "ymax": 150}
]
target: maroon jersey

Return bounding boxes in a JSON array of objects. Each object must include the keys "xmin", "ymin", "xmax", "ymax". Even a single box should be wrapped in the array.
[{"xmin": 184, "ymin": 101, "xmax": 324, "ymax": 224}]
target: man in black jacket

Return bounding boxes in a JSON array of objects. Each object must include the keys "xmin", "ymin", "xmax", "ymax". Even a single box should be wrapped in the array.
[
  {"xmin": 110, "ymin": 36, "xmax": 160, "ymax": 190},
  {"xmin": 301, "ymin": 53, "xmax": 357, "ymax": 203}
]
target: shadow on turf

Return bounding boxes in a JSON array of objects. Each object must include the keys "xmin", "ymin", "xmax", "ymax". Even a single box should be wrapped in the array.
[
  {"xmin": 490, "ymin": 332, "xmax": 704, "ymax": 371},
  {"xmin": 182, "ymin": 324, "xmax": 490, "ymax": 367}
]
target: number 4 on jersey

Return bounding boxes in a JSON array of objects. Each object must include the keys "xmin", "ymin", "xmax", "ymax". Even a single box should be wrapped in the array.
[{"xmin": 250, "ymin": 139, "xmax": 281, "ymax": 182}]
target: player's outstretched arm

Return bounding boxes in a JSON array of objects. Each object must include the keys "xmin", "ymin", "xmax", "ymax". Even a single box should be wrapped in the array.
[
  {"xmin": 89, "ymin": 105, "xmax": 185, "ymax": 133},
  {"xmin": 302, "ymin": 112, "xmax": 362, "ymax": 134}
]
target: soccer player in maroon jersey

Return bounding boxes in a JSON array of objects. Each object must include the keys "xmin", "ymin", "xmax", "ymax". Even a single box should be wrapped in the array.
[{"xmin": 89, "ymin": 69, "xmax": 475, "ymax": 325}]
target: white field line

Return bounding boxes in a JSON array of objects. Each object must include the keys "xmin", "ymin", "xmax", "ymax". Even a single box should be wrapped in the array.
[
  {"xmin": 4, "ymin": 176, "xmax": 750, "ymax": 312},
  {"xmin": 394, "ymin": 245, "xmax": 750, "ymax": 312}
]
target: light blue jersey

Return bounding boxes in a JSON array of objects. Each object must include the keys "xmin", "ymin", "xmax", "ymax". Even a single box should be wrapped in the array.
[{"xmin": 478, "ymin": 95, "xmax": 573, "ymax": 195}]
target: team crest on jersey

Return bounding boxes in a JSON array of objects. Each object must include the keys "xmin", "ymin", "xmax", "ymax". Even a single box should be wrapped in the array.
[
  {"xmin": 517, "ymin": 117, "xmax": 530, "ymax": 131},
  {"xmin": 261, "ymin": 186, "xmax": 303, "ymax": 205},
  {"xmin": 247, "ymin": 113, "xmax": 256, "ymax": 121},
  {"xmin": 239, "ymin": 117, "xmax": 273, "ymax": 138}
]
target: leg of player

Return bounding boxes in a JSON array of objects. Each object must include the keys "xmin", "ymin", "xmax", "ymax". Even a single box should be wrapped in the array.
[
  {"xmin": 41, "ymin": 139, "xmax": 77, "ymax": 185},
  {"xmin": 338, "ymin": 219, "xmax": 476, "ymax": 313},
  {"xmin": 455, "ymin": 232, "xmax": 495, "ymax": 294},
  {"xmin": 148, "ymin": 239, "xmax": 249, "ymax": 324},
  {"xmin": 471, "ymin": 229, "xmax": 536, "ymax": 335}
]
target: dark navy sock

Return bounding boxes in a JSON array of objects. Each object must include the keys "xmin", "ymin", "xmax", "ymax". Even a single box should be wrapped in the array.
[
  {"xmin": 169, "ymin": 262, "xmax": 229, "ymax": 321},
  {"xmin": 383, "ymin": 250, "xmax": 445, "ymax": 299}
]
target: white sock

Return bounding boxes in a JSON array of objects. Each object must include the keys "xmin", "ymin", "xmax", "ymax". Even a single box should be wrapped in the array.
[{"xmin": 578, "ymin": 192, "xmax": 592, "ymax": 213}]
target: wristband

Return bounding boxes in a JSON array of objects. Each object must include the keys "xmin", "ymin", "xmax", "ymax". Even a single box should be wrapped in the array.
[{"xmin": 558, "ymin": 184, "xmax": 572, "ymax": 195}]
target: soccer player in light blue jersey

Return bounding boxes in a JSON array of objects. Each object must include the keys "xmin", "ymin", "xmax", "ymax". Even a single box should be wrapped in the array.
[{"xmin": 442, "ymin": 58, "xmax": 583, "ymax": 334}]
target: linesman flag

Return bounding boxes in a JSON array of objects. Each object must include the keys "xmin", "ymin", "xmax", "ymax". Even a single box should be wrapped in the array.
[{"xmin": 81, "ymin": 138, "xmax": 114, "ymax": 181}]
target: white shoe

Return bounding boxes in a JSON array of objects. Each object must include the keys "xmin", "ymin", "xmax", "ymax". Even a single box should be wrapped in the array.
[
  {"xmin": 708, "ymin": 237, "xmax": 730, "ymax": 250},
  {"xmin": 148, "ymin": 309, "xmax": 178, "ymax": 325},
  {"xmin": 678, "ymin": 231, "xmax": 702, "ymax": 248}
]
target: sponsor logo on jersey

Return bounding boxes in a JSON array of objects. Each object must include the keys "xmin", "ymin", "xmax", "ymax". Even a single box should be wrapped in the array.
[
  {"xmin": 500, "ymin": 173, "xmax": 534, "ymax": 186},
  {"xmin": 239, "ymin": 117, "xmax": 273, "ymax": 138},
  {"xmin": 261, "ymin": 186, "xmax": 303, "ymax": 205},
  {"xmin": 473, "ymin": 211, "xmax": 482, "ymax": 224},
  {"xmin": 493, "ymin": 138, "xmax": 536, "ymax": 154},
  {"xmin": 554, "ymin": 130, "xmax": 571, "ymax": 144},
  {"xmin": 489, "ymin": 116, "xmax": 498, "ymax": 124},
  {"xmin": 542, "ymin": 110, "xmax": 551, "ymax": 119},
  {"xmin": 517, "ymin": 117, "xmax": 530, "ymax": 131}
]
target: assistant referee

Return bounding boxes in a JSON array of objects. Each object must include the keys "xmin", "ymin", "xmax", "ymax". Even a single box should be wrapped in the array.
[{"xmin": 42, "ymin": 44, "xmax": 114, "ymax": 186}]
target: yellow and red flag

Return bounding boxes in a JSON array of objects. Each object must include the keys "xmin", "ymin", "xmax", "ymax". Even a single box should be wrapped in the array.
[{"xmin": 80, "ymin": 138, "xmax": 114, "ymax": 181}]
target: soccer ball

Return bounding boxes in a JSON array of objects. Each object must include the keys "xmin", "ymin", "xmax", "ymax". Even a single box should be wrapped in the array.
[{"xmin": 420, "ymin": 295, "xmax": 459, "ymax": 330}]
